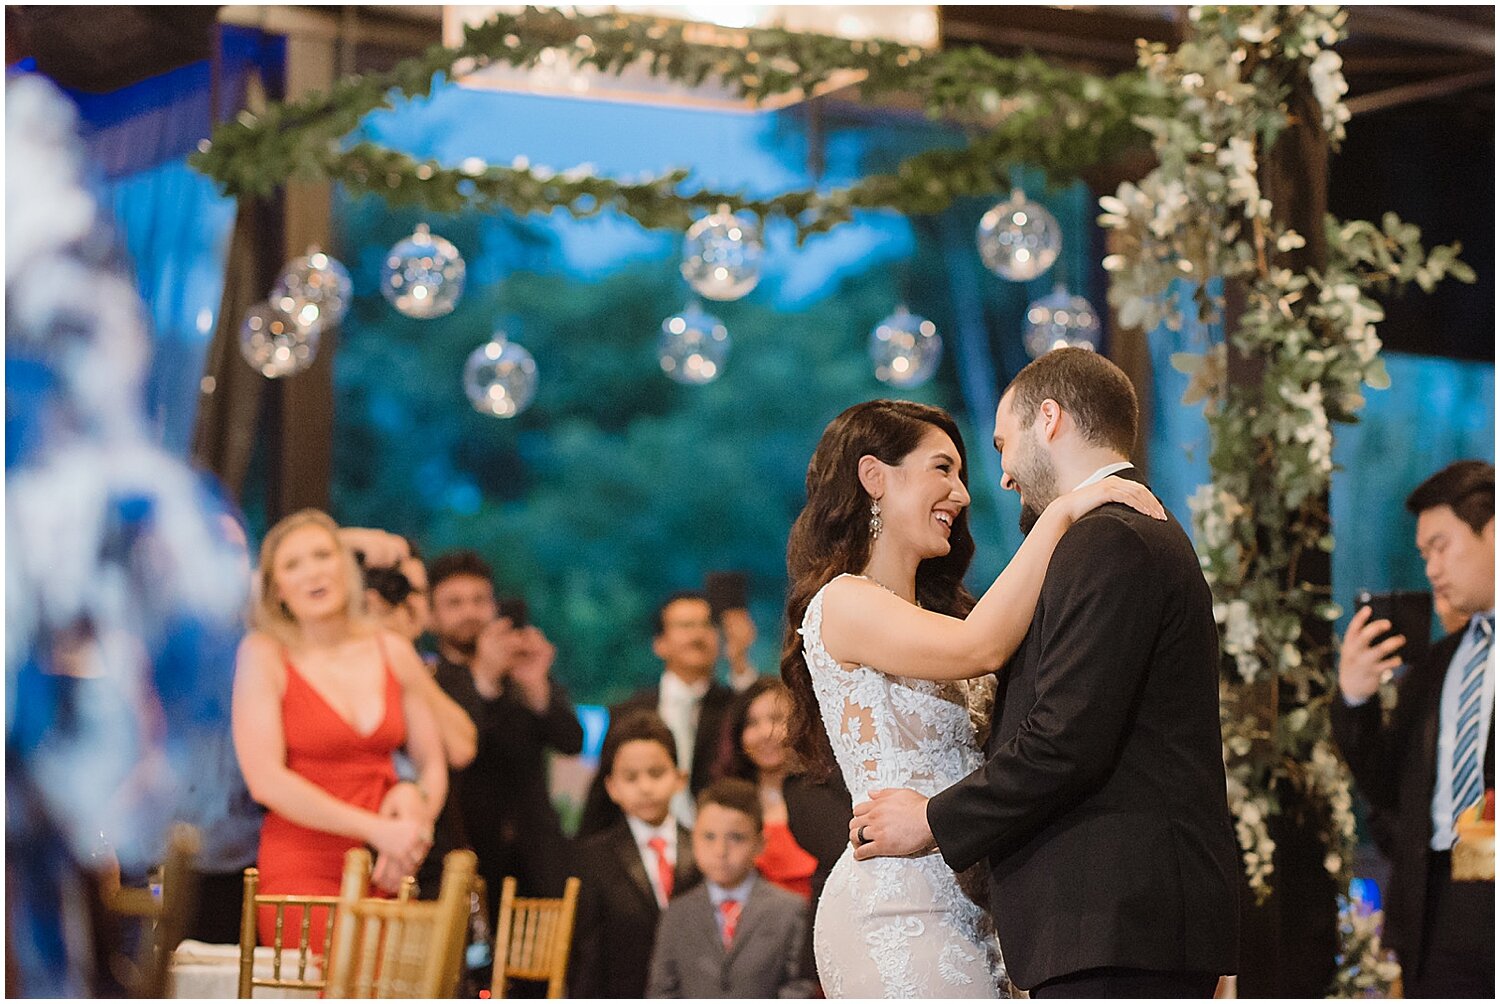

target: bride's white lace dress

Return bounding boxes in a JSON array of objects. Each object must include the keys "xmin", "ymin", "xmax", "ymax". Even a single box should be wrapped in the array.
[{"xmin": 802, "ymin": 575, "xmax": 1010, "ymax": 998}]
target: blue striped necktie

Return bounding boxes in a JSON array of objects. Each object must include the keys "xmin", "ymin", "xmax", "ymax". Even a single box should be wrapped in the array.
[{"xmin": 1451, "ymin": 613, "xmax": 1494, "ymax": 828}]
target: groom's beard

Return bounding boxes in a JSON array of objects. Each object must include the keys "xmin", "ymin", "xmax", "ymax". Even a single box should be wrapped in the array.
[
  {"xmin": 1013, "ymin": 430, "xmax": 1059, "ymax": 536},
  {"xmin": 1019, "ymin": 502, "xmax": 1045, "ymax": 536}
]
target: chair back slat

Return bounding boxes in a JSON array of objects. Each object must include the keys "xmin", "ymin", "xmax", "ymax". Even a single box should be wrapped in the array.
[{"xmin": 489, "ymin": 876, "xmax": 580, "ymax": 998}]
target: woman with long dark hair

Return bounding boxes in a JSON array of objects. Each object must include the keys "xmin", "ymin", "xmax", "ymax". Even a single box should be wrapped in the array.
[
  {"xmin": 718, "ymin": 677, "xmax": 819, "ymax": 898},
  {"xmin": 780, "ymin": 400, "xmax": 1162, "ymax": 997}
]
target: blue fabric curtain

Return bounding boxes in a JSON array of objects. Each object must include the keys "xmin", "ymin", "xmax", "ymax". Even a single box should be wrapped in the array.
[{"xmin": 59, "ymin": 27, "xmax": 278, "ymax": 456}]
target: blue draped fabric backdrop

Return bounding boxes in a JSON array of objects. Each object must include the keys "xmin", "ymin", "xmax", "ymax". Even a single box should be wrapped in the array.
[{"xmin": 61, "ymin": 27, "xmax": 276, "ymax": 456}]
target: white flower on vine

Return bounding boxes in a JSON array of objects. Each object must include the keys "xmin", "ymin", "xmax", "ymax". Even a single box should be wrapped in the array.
[
  {"xmin": 1308, "ymin": 49, "xmax": 1351, "ymax": 139},
  {"xmin": 1237, "ymin": 21, "xmax": 1270, "ymax": 44},
  {"xmin": 1216, "ymin": 137, "xmax": 1260, "ymax": 211},
  {"xmin": 1219, "ymin": 599, "xmax": 1261, "ymax": 681}
]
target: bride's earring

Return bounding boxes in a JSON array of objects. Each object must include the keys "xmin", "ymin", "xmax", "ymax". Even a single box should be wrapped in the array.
[{"xmin": 869, "ymin": 499, "xmax": 883, "ymax": 539}]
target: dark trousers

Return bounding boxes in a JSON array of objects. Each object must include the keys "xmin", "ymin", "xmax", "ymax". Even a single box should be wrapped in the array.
[
  {"xmin": 1403, "ymin": 850, "xmax": 1495, "ymax": 998},
  {"xmin": 1031, "ymin": 967, "xmax": 1220, "ymax": 999},
  {"xmin": 183, "ymin": 870, "xmax": 248, "ymax": 945}
]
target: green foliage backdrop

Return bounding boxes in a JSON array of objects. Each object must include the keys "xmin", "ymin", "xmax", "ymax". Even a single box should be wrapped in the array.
[{"xmin": 328, "ymin": 205, "xmax": 1007, "ymax": 704}]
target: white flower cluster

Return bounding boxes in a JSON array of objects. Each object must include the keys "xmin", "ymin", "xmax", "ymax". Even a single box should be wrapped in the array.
[
  {"xmin": 1225, "ymin": 773, "xmax": 1277, "ymax": 894},
  {"xmin": 1215, "ymin": 599, "xmax": 1263, "ymax": 683},
  {"xmin": 1317, "ymin": 281, "xmax": 1385, "ymax": 366},
  {"xmin": 1307, "ymin": 49, "xmax": 1352, "ymax": 142},
  {"xmin": 1188, "ymin": 483, "xmax": 1246, "ymax": 585},
  {"xmin": 1306, "ymin": 739, "xmax": 1359, "ymax": 879},
  {"xmin": 1276, "ymin": 379, "xmax": 1334, "ymax": 475}
]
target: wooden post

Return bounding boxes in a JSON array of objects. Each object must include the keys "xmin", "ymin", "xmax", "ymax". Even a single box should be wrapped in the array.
[
  {"xmin": 1228, "ymin": 73, "xmax": 1339, "ymax": 999},
  {"xmin": 264, "ymin": 30, "xmax": 337, "ymax": 519}
]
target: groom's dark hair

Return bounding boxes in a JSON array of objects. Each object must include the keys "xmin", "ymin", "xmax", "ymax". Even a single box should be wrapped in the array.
[{"xmin": 1006, "ymin": 347, "xmax": 1139, "ymax": 457}]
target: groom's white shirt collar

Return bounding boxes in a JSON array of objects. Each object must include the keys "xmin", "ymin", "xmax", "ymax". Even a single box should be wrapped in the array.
[{"xmin": 1071, "ymin": 461, "xmax": 1135, "ymax": 492}]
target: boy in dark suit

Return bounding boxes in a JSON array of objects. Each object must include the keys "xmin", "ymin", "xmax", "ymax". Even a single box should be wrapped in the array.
[
  {"xmin": 647, "ymin": 779, "xmax": 811, "ymax": 998},
  {"xmin": 570, "ymin": 711, "xmax": 700, "ymax": 998}
]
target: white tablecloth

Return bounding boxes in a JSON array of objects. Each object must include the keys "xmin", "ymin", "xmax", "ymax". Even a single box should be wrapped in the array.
[{"xmin": 169, "ymin": 940, "xmax": 321, "ymax": 999}]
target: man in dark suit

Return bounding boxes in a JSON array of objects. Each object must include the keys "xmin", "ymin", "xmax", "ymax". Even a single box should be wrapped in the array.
[
  {"xmin": 426, "ymin": 550, "xmax": 583, "ymax": 913},
  {"xmin": 1331, "ymin": 460, "xmax": 1494, "ymax": 998},
  {"xmin": 851, "ymin": 348, "xmax": 1240, "ymax": 997},
  {"xmin": 577, "ymin": 591, "xmax": 735, "ymax": 837}
]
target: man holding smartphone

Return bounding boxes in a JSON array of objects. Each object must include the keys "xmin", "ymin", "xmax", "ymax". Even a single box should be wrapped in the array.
[
  {"xmin": 426, "ymin": 550, "xmax": 583, "ymax": 913},
  {"xmin": 1332, "ymin": 460, "xmax": 1495, "ymax": 997}
]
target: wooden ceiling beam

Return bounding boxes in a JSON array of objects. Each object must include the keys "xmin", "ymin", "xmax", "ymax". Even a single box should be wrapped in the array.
[
  {"xmin": 1346, "ymin": 7, "xmax": 1494, "ymax": 56},
  {"xmin": 217, "ymin": 5, "xmax": 436, "ymax": 52},
  {"xmin": 1342, "ymin": 52, "xmax": 1494, "ymax": 76},
  {"xmin": 1346, "ymin": 67, "xmax": 1495, "ymax": 117},
  {"xmin": 939, "ymin": 5, "xmax": 1180, "ymax": 65}
]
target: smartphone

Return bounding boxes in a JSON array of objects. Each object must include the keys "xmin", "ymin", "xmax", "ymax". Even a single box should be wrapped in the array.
[
  {"xmin": 1355, "ymin": 589, "xmax": 1433, "ymax": 669},
  {"xmin": 706, "ymin": 571, "xmax": 748, "ymax": 621},
  {"xmin": 496, "ymin": 597, "xmax": 529, "ymax": 629}
]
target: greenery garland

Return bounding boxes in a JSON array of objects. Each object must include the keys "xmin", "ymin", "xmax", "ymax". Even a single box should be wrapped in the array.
[
  {"xmin": 1099, "ymin": 6, "xmax": 1472, "ymax": 996},
  {"xmin": 190, "ymin": 6, "xmax": 1167, "ymax": 238},
  {"xmin": 189, "ymin": 4, "xmax": 1481, "ymax": 995}
]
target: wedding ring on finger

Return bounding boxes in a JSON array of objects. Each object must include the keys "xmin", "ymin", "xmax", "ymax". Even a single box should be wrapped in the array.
[{"xmin": 857, "ymin": 825, "xmax": 869, "ymax": 846}]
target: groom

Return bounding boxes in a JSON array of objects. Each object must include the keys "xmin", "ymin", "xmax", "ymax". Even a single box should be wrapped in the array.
[{"xmin": 852, "ymin": 349, "xmax": 1239, "ymax": 998}]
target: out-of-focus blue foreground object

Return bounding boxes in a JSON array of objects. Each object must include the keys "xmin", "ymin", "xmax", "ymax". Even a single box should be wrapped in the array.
[{"xmin": 4, "ymin": 73, "xmax": 249, "ymax": 997}]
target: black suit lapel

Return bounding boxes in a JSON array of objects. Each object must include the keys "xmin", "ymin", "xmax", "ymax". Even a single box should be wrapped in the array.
[
  {"xmin": 672, "ymin": 824, "xmax": 700, "ymax": 895},
  {"xmin": 612, "ymin": 827, "xmax": 661, "ymax": 913}
]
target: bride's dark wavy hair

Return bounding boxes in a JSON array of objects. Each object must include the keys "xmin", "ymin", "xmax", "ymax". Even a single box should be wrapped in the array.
[{"xmin": 780, "ymin": 400, "xmax": 977, "ymax": 780}]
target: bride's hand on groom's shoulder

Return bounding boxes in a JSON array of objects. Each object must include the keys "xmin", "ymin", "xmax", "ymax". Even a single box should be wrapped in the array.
[
  {"xmin": 1058, "ymin": 475, "xmax": 1167, "ymax": 524},
  {"xmin": 850, "ymin": 788, "xmax": 937, "ymax": 860}
]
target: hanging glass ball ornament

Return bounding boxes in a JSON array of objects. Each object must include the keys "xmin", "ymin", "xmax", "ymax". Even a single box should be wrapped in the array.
[
  {"xmin": 976, "ymin": 188, "xmax": 1062, "ymax": 281},
  {"xmin": 658, "ymin": 302, "xmax": 730, "ymax": 385},
  {"xmin": 680, "ymin": 205, "xmax": 763, "ymax": 301},
  {"xmin": 869, "ymin": 305, "xmax": 942, "ymax": 388},
  {"xmin": 270, "ymin": 248, "xmax": 352, "ymax": 334},
  {"xmin": 463, "ymin": 334, "xmax": 538, "ymax": 418},
  {"xmin": 239, "ymin": 302, "xmax": 319, "ymax": 378},
  {"xmin": 381, "ymin": 224, "xmax": 466, "ymax": 319},
  {"xmin": 1023, "ymin": 284, "xmax": 1102, "ymax": 358}
]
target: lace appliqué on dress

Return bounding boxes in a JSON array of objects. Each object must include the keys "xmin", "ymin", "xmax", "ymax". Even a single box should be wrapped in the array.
[{"xmin": 803, "ymin": 576, "xmax": 1010, "ymax": 999}]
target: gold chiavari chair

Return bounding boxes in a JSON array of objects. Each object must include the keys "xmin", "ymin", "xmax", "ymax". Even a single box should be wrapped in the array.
[
  {"xmin": 489, "ymin": 876, "xmax": 581, "ymax": 999},
  {"xmin": 103, "ymin": 822, "xmax": 201, "ymax": 998},
  {"xmin": 324, "ymin": 848, "xmax": 476, "ymax": 998},
  {"xmin": 235, "ymin": 848, "xmax": 375, "ymax": 997}
]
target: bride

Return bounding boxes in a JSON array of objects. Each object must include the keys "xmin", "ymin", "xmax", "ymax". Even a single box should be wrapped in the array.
[{"xmin": 780, "ymin": 399, "xmax": 1162, "ymax": 998}]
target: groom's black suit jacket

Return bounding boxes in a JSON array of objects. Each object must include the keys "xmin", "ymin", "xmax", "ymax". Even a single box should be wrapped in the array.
[{"xmin": 928, "ymin": 473, "xmax": 1240, "ymax": 991}]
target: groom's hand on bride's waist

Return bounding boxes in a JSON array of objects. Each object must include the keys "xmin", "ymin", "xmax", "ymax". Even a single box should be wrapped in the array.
[{"xmin": 850, "ymin": 788, "xmax": 936, "ymax": 860}]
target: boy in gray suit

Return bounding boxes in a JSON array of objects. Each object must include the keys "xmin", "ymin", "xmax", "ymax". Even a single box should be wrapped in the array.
[{"xmin": 647, "ymin": 779, "xmax": 812, "ymax": 998}]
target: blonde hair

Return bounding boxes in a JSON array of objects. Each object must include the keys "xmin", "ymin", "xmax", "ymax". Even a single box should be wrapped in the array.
[{"xmin": 251, "ymin": 508, "xmax": 372, "ymax": 646}]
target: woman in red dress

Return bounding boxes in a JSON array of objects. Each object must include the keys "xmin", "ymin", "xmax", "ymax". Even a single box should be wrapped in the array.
[
  {"xmin": 232, "ymin": 510, "xmax": 447, "ymax": 946},
  {"xmin": 720, "ymin": 677, "xmax": 819, "ymax": 898}
]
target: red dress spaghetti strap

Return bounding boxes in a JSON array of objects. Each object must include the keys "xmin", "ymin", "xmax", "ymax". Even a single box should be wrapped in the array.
[{"xmin": 254, "ymin": 640, "xmax": 404, "ymax": 947}]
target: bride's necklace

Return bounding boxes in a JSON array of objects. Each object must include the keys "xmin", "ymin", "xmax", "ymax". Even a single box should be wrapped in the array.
[{"xmin": 862, "ymin": 574, "xmax": 921, "ymax": 608}]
